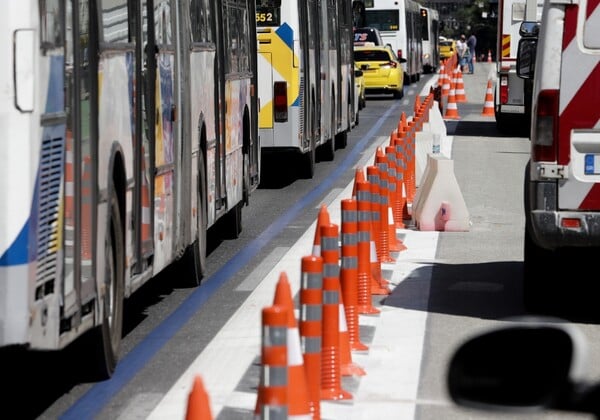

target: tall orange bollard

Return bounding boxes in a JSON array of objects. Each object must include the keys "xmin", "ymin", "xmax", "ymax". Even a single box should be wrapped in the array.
[
  {"xmin": 299, "ymin": 255, "xmax": 323, "ymax": 420},
  {"xmin": 355, "ymin": 181, "xmax": 382, "ymax": 314},
  {"xmin": 321, "ymin": 223, "xmax": 365, "ymax": 377},
  {"xmin": 255, "ymin": 305, "xmax": 289, "ymax": 419},
  {"xmin": 340, "ymin": 199, "xmax": 369, "ymax": 352},
  {"xmin": 185, "ymin": 375, "xmax": 214, "ymax": 420},
  {"xmin": 376, "ymin": 148, "xmax": 406, "ymax": 253},
  {"xmin": 312, "ymin": 204, "xmax": 330, "ymax": 256},
  {"xmin": 272, "ymin": 272, "xmax": 313, "ymax": 419},
  {"xmin": 320, "ymin": 223, "xmax": 353, "ymax": 400}
]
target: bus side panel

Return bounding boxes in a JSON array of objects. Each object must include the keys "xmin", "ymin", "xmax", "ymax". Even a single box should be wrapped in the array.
[
  {"xmin": 189, "ymin": 50, "xmax": 217, "ymax": 229},
  {"xmin": 224, "ymin": 77, "xmax": 246, "ymax": 209},
  {"xmin": 97, "ymin": 53, "xmax": 135, "ymax": 289}
]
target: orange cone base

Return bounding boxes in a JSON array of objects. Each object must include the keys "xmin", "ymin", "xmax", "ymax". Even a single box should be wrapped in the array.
[
  {"xmin": 358, "ymin": 304, "xmax": 381, "ymax": 315},
  {"xmin": 341, "ymin": 362, "xmax": 367, "ymax": 377},
  {"xmin": 351, "ymin": 340, "xmax": 370, "ymax": 352},
  {"xmin": 321, "ymin": 388, "xmax": 353, "ymax": 401}
]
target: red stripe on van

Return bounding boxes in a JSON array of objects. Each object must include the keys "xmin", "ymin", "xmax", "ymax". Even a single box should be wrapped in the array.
[
  {"xmin": 562, "ymin": 4, "xmax": 578, "ymax": 49},
  {"xmin": 588, "ymin": 0, "xmax": 600, "ymax": 18},
  {"xmin": 558, "ymin": 63, "xmax": 600, "ymax": 166}
]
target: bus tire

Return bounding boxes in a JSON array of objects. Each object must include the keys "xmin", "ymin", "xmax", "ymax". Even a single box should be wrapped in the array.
[
  {"xmin": 87, "ymin": 179, "xmax": 124, "ymax": 380},
  {"xmin": 300, "ymin": 134, "xmax": 316, "ymax": 179},
  {"xmin": 180, "ymin": 150, "xmax": 207, "ymax": 286}
]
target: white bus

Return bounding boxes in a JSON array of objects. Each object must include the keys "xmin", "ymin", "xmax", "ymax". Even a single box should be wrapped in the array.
[
  {"xmin": 361, "ymin": 0, "xmax": 422, "ymax": 84},
  {"xmin": 420, "ymin": 6, "xmax": 440, "ymax": 74},
  {"xmin": 256, "ymin": 0, "xmax": 354, "ymax": 179},
  {"xmin": 0, "ymin": 0, "xmax": 260, "ymax": 379}
]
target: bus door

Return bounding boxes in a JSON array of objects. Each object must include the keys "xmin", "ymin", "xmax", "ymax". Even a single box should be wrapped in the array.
[
  {"xmin": 62, "ymin": 0, "xmax": 97, "ymax": 321},
  {"xmin": 148, "ymin": 0, "xmax": 177, "ymax": 267},
  {"xmin": 213, "ymin": 1, "xmax": 227, "ymax": 214},
  {"xmin": 130, "ymin": 0, "xmax": 157, "ymax": 275},
  {"xmin": 308, "ymin": 0, "xmax": 321, "ymax": 141}
]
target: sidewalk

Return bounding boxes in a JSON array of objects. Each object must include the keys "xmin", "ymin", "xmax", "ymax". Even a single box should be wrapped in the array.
[{"xmin": 146, "ymin": 62, "xmax": 496, "ymax": 420}]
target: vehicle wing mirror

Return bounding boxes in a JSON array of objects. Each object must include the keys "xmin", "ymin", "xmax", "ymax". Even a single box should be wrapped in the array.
[
  {"xmin": 398, "ymin": 57, "xmax": 407, "ymax": 63},
  {"xmin": 519, "ymin": 21, "xmax": 540, "ymax": 37},
  {"xmin": 447, "ymin": 320, "xmax": 587, "ymax": 412},
  {"xmin": 360, "ymin": 64, "xmax": 369, "ymax": 70},
  {"xmin": 516, "ymin": 38, "xmax": 537, "ymax": 79},
  {"xmin": 354, "ymin": 69, "xmax": 363, "ymax": 77}
]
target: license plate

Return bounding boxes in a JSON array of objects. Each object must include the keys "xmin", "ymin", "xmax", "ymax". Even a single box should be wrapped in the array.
[{"xmin": 584, "ymin": 154, "xmax": 600, "ymax": 175}]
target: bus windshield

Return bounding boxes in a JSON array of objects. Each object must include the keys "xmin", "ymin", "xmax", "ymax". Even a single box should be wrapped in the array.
[{"xmin": 365, "ymin": 10, "xmax": 400, "ymax": 31}]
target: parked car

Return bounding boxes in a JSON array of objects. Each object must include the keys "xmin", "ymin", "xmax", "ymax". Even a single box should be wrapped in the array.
[
  {"xmin": 353, "ymin": 45, "xmax": 406, "ymax": 99},
  {"xmin": 439, "ymin": 37, "xmax": 456, "ymax": 60},
  {"xmin": 353, "ymin": 27, "xmax": 384, "ymax": 47}
]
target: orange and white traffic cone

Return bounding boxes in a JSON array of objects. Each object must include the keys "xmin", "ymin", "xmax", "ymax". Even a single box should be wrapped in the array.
[
  {"xmin": 487, "ymin": 49, "xmax": 492, "ymax": 63},
  {"xmin": 481, "ymin": 79, "xmax": 495, "ymax": 117},
  {"xmin": 186, "ymin": 375, "xmax": 213, "ymax": 420},
  {"xmin": 443, "ymin": 80, "xmax": 460, "ymax": 120},
  {"xmin": 454, "ymin": 67, "xmax": 467, "ymax": 103},
  {"xmin": 272, "ymin": 272, "xmax": 313, "ymax": 419}
]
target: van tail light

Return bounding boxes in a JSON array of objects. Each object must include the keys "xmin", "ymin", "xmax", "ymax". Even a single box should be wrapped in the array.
[
  {"xmin": 499, "ymin": 75, "xmax": 509, "ymax": 104},
  {"xmin": 397, "ymin": 49, "xmax": 403, "ymax": 59},
  {"xmin": 273, "ymin": 81, "xmax": 288, "ymax": 122},
  {"xmin": 533, "ymin": 89, "xmax": 559, "ymax": 162}
]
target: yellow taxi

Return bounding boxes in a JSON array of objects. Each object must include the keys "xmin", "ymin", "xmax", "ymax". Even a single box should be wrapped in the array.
[
  {"xmin": 439, "ymin": 37, "xmax": 457, "ymax": 60},
  {"xmin": 353, "ymin": 45, "xmax": 405, "ymax": 99}
]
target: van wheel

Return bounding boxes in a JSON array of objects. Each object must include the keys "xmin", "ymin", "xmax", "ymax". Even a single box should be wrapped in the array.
[{"xmin": 523, "ymin": 225, "xmax": 556, "ymax": 314}]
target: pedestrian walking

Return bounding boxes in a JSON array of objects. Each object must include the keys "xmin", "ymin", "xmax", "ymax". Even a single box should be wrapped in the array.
[
  {"xmin": 456, "ymin": 34, "xmax": 469, "ymax": 73},
  {"xmin": 467, "ymin": 33, "xmax": 477, "ymax": 74}
]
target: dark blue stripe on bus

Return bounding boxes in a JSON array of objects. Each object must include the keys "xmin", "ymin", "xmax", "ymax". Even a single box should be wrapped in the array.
[{"xmin": 60, "ymin": 101, "xmax": 400, "ymax": 419}]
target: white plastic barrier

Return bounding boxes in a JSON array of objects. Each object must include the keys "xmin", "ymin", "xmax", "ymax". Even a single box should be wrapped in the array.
[
  {"xmin": 414, "ymin": 100, "xmax": 449, "ymax": 187},
  {"xmin": 411, "ymin": 154, "xmax": 470, "ymax": 232}
]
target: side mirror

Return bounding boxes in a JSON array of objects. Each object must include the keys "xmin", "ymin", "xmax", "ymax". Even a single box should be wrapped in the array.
[
  {"xmin": 360, "ymin": 64, "xmax": 368, "ymax": 71},
  {"xmin": 519, "ymin": 21, "xmax": 540, "ymax": 38},
  {"xmin": 447, "ymin": 320, "xmax": 587, "ymax": 413},
  {"xmin": 354, "ymin": 69, "xmax": 363, "ymax": 77},
  {"xmin": 516, "ymin": 38, "xmax": 537, "ymax": 79},
  {"xmin": 398, "ymin": 57, "xmax": 407, "ymax": 63}
]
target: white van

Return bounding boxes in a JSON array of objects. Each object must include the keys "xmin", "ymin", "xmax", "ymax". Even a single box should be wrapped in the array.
[{"xmin": 517, "ymin": 0, "xmax": 600, "ymax": 311}]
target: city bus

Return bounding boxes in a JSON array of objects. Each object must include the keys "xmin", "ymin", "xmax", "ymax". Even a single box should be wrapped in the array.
[
  {"xmin": 255, "ymin": 0, "xmax": 354, "ymax": 179},
  {"xmin": 420, "ymin": 6, "xmax": 440, "ymax": 74},
  {"xmin": 361, "ymin": 0, "xmax": 423, "ymax": 84},
  {"xmin": 0, "ymin": 0, "xmax": 260, "ymax": 379}
]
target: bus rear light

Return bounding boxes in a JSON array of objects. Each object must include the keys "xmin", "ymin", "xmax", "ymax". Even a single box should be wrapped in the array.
[
  {"xmin": 533, "ymin": 89, "xmax": 559, "ymax": 162},
  {"xmin": 273, "ymin": 81, "xmax": 288, "ymax": 122}
]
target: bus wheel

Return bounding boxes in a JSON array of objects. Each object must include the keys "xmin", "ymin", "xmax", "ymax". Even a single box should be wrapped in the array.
[
  {"xmin": 179, "ymin": 152, "xmax": 207, "ymax": 286},
  {"xmin": 300, "ymin": 132, "xmax": 316, "ymax": 179},
  {"xmin": 87, "ymin": 181, "xmax": 124, "ymax": 380}
]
